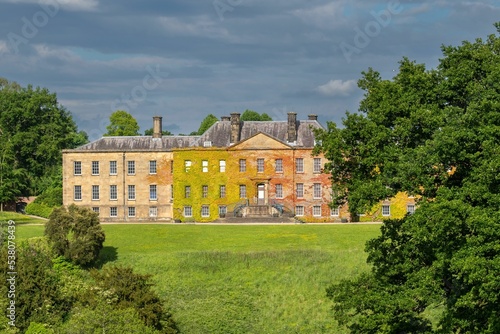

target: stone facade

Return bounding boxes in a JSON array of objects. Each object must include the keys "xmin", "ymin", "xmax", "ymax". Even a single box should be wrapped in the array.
[{"xmin": 62, "ymin": 114, "xmax": 415, "ymax": 222}]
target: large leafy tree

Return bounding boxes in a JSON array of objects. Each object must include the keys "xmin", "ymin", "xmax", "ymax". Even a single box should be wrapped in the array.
[
  {"xmin": 316, "ymin": 23, "xmax": 500, "ymax": 332},
  {"xmin": 104, "ymin": 110, "xmax": 141, "ymax": 136},
  {"xmin": 0, "ymin": 79, "xmax": 88, "ymax": 197}
]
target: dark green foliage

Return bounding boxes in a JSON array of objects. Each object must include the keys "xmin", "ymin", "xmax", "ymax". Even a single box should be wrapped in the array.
[
  {"xmin": 34, "ymin": 187, "xmax": 63, "ymax": 207},
  {"xmin": 89, "ymin": 266, "xmax": 178, "ymax": 333},
  {"xmin": 0, "ymin": 79, "xmax": 87, "ymax": 201},
  {"xmin": 45, "ymin": 205, "xmax": 105, "ymax": 266},
  {"xmin": 319, "ymin": 24, "xmax": 500, "ymax": 332},
  {"xmin": 25, "ymin": 202, "xmax": 54, "ymax": 218},
  {"xmin": 240, "ymin": 109, "xmax": 273, "ymax": 121},
  {"xmin": 104, "ymin": 110, "xmax": 140, "ymax": 136},
  {"xmin": 0, "ymin": 238, "xmax": 68, "ymax": 332},
  {"xmin": 196, "ymin": 114, "xmax": 218, "ymax": 135},
  {"xmin": 144, "ymin": 128, "xmax": 173, "ymax": 136}
]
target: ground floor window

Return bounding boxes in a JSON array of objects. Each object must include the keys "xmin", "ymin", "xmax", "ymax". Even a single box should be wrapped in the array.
[
  {"xmin": 149, "ymin": 206, "xmax": 157, "ymax": 217},
  {"xmin": 201, "ymin": 205, "xmax": 210, "ymax": 217},
  {"xmin": 184, "ymin": 206, "xmax": 192, "ymax": 217},
  {"xmin": 110, "ymin": 207, "xmax": 117, "ymax": 217},
  {"xmin": 92, "ymin": 207, "xmax": 100, "ymax": 214},
  {"xmin": 407, "ymin": 204, "xmax": 415, "ymax": 214},
  {"xmin": 295, "ymin": 206, "xmax": 304, "ymax": 216},
  {"xmin": 382, "ymin": 205, "xmax": 390, "ymax": 216},
  {"xmin": 313, "ymin": 205, "xmax": 322, "ymax": 217},
  {"xmin": 330, "ymin": 207, "xmax": 339, "ymax": 216},
  {"xmin": 219, "ymin": 205, "xmax": 227, "ymax": 216},
  {"xmin": 128, "ymin": 207, "xmax": 136, "ymax": 217}
]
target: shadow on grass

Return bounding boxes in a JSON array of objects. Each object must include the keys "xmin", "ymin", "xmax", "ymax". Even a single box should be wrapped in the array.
[{"xmin": 95, "ymin": 246, "xmax": 119, "ymax": 268}]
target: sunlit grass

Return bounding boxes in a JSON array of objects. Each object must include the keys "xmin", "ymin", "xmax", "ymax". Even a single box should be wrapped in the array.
[{"xmin": 15, "ymin": 223, "xmax": 381, "ymax": 333}]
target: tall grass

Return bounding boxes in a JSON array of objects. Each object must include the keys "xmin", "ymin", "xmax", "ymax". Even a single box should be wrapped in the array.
[{"xmin": 16, "ymin": 224, "xmax": 381, "ymax": 333}]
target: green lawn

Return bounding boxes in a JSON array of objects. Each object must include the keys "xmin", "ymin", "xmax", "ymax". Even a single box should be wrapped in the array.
[
  {"xmin": 0, "ymin": 211, "xmax": 46, "ymax": 224},
  {"xmin": 15, "ymin": 223, "xmax": 381, "ymax": 333}
]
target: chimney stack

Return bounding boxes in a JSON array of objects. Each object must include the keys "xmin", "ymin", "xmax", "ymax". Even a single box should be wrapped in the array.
[
  {"xmin": 221, "ymin": 116, "xmax": 231, "ymax": 121},
  {"xmin": 287, "ymin": 112, "xmax": 297, "ymax": 143},
  {"xmin": 153, "ymin": 116, "xmax": 162, "ymax": 138},
  {"xmin": 308, "ymin": 114, "xmax": 318, "ymax": 121},
  {"xmin": 230, "ymin": 113, "xmax": 241, "ymax": 144}
]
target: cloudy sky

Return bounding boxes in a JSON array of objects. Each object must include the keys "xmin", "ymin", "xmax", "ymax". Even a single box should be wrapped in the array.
[{"xmin": 0, "ymin": 0, "xmax": 499, "ymax": 139}]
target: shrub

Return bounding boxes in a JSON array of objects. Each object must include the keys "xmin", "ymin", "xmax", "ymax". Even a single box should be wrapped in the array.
[
  {"xmin": 45, "ymin": 205, "xmax": 105, "ymax": 267},
  {"xmin": 25, "ymin": 202, "xmax": 54, "ymax": 218}
]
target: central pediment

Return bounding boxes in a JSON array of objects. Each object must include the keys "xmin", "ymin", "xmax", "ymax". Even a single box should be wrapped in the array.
[{"xmin": 229, "ymin": 132, "xmax": 292, "ymax": 150}]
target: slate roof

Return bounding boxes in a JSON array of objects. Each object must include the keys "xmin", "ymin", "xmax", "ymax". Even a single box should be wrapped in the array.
[
  {"xmin": 66, "ymin": 119, "xmax": 323, "ymax": 152},
  {"xmin": 67, "ymin": 136, "xmax": 200, "ymax": 152}
]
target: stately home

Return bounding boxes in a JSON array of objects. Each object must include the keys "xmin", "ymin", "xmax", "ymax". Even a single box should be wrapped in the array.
[{"xmin": 62, "ymin": 113, "xmax": 415, "ymax": 222}]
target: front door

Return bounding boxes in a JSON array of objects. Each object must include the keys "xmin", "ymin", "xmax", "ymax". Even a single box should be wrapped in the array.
[{"xmin": 257, "ymin": 184, "xmax": 265, "ymax": 205}]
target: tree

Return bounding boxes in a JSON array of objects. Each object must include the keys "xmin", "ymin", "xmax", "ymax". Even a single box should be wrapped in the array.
[
  {"xmin": 196, "ymin": 114, "xmax": 218, "ymax": 135},
  {"xmin": 0, "ymin": 79, "xmax": 88, "ymax": 196},
  {"xmin": 240, "ymin": 110, "xmax": 273, "ymax": 121},
  {"xmin": 316, "ymin": 23, "xmax": 500, "ymax": 332},
  {"xmin": 45, "ymin": 205, "xmax": 105, "ymax": 267},
  {"xmin": 144, "ymin": 128, "xmax": 172, "ymax": 136},
  {"xmin": 104, "ymin": 110, "xmax": 140, "ymax": 136}
]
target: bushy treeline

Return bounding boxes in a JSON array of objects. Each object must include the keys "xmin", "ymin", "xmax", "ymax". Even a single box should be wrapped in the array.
[
  {"xmin": 317, "ymin": 23, "xmax": 500, "ymax": 332},
  {"xmin": 0, "ymin": 206, "xmax": 178, "ymax": 333}
]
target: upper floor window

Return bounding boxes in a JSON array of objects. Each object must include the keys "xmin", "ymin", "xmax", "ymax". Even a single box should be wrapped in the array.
[
  {"xmin": 313, "ymin": 183, "xmax": 322, "ymax": 199},
  {"xmin": 128, "ymin": 185, "xmax": 136, "ymax": 200},
  {"xmin": 74, "ymin": 185, "xmax": 82, "ymax": 200},
  {"xmin": 127, "ymin": 161, "xmax": 135, "ymax": 175},
  {"xmin": 257, "ymin": 158, "xmax": 264, "ymax": 173},
  {"xmin": 92, "ymin": 185, "xmax": 100, "ymax": 201},
  {"xmin": 219, "ymin": 160, "xmax": 226, "ymax": 172},
  {"xmin": 149, "ymin": 160, "xmax": 157, "ymax": 174},
  {"xmin": 185, "ymin": 160, "xmax": 192, "ymax": 172},
  {"xmin": 276, "ymin": 184, "xmax": 283, "ymax": 199},
  {"xmin": 296, "ymin": 158, "xmax": 304, "ymax": 173},
  {"xmin": 110, "ymin": 161, "xmax": 117, "ymax": 175},
  {"xmin": 239, "ymin": 159, "xmax": 246, "ymax": 172},
  {"xmin": 275, "ymin": 159, "xmax": 283, "ymax": 173},
  {"xmin": 202, "ymin": 185, "xmax": 208, "ymax": 198},
  {"xmin": 150, "ymin": 185, "xmax": 157, "ymax": 200},
  {"xmin": 239, "ymin": 185, "xmax": 247, "ymax": 198},
  {"xmin": 202, "ymin": 160, "xmax": 208, "ymax": 173},
  {"xmin": 92, "ymin": 161, "xmax": 99, "ymax": 175},
  {"xmin": 220, "ymin": 185, "xmax": 226, "ymax": 198},
  {"xmin": 185, "ymin": 186, "xmax": 191, "ymax": 198},
  {"xmin": 110, "ymin": 185, "xmax": 117, "ymax": 200},
  {"xmin": 407, "ymin": 204, "xmax": 415, "ymax": 214},
  {"xmin": 313, "ymin": 158, "xmax": 322, "ymax": 173},
  {"xmin": 296, "ymin": 183, "xmax": 304, "ymax": 198},
  {"xmin": 74, "ymin": 161, "xmax": 82, "ymax": 175}
]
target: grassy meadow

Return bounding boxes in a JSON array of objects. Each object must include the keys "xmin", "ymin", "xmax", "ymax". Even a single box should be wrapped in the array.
[{"xmin": 14, "ymin": 220, "xmax": 381, "ymax": 333}]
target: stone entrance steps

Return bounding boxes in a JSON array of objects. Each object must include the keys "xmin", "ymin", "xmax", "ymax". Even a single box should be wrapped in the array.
[{"xmin": 212, "ymin": 216, "xmax": 298, "ymax": 224}]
